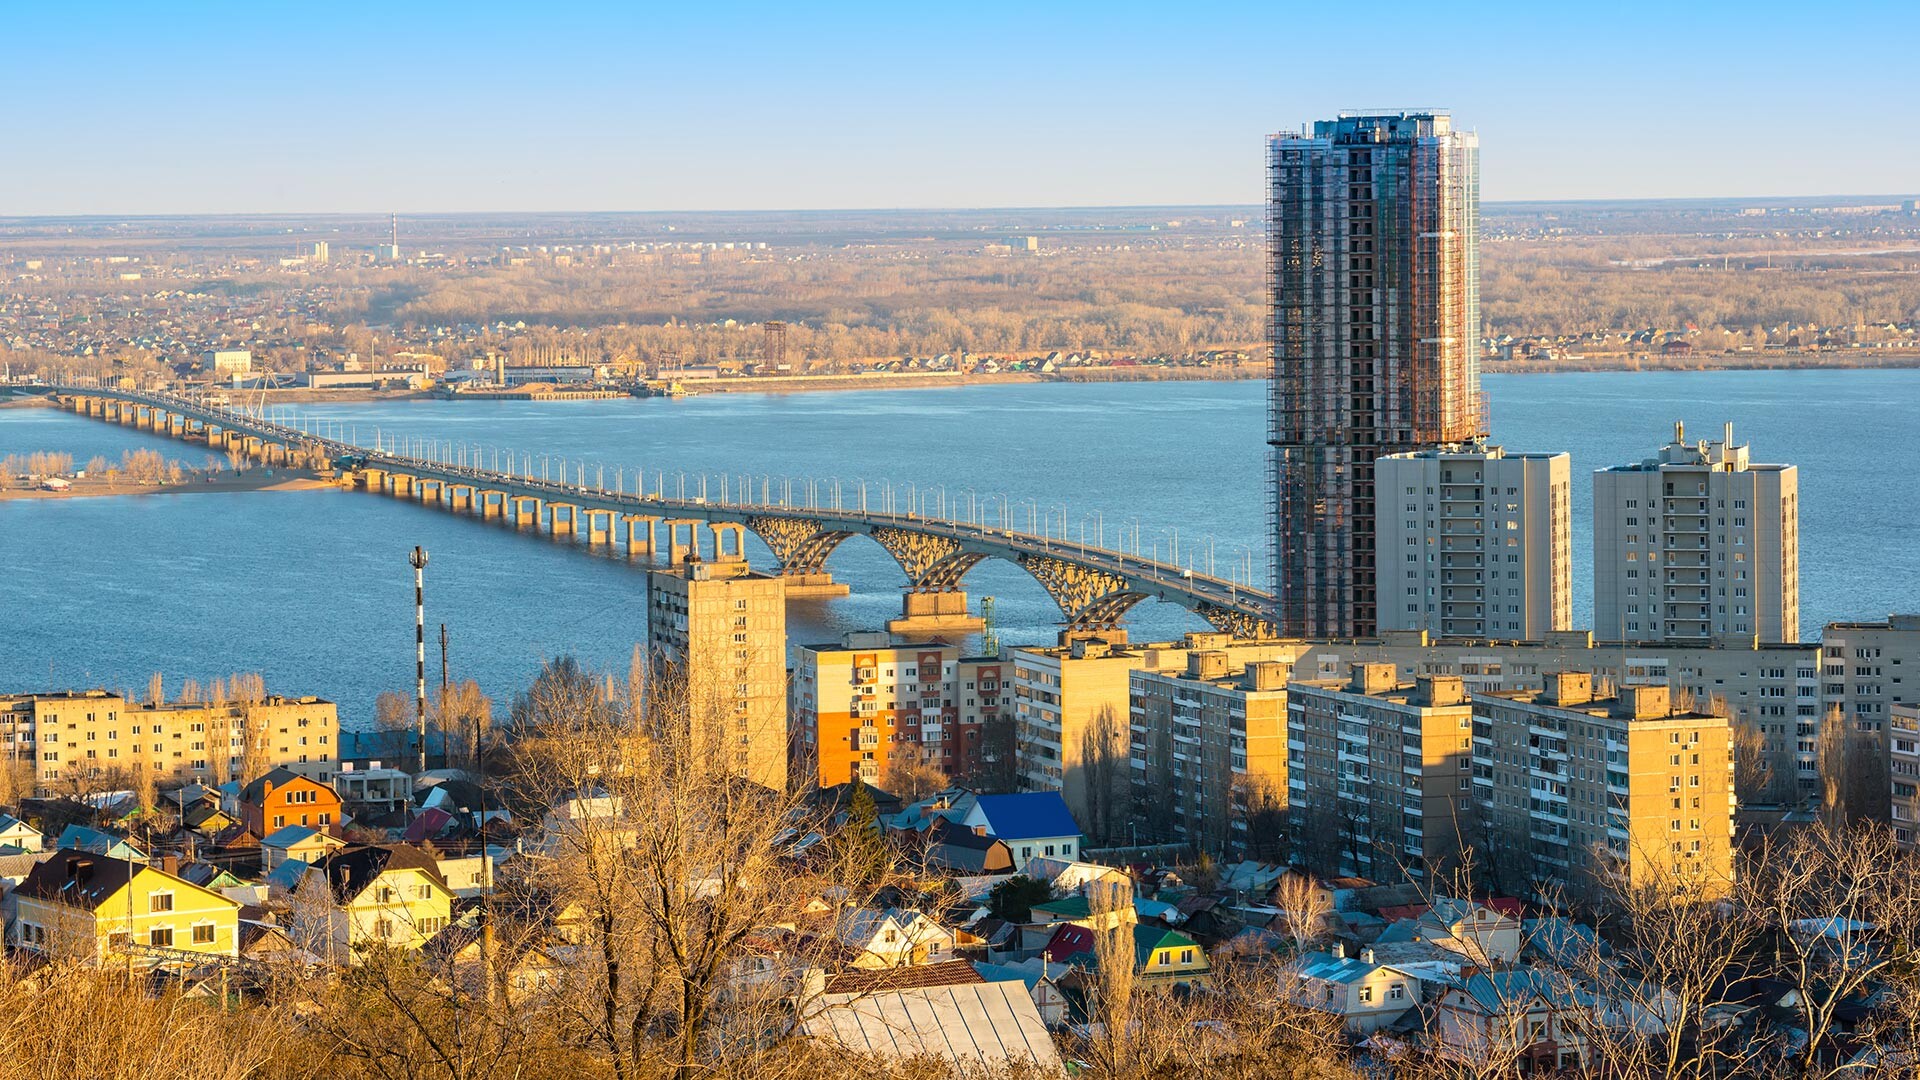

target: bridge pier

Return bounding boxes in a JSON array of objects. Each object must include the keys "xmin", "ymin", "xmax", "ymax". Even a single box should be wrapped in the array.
[
  {"xmin": 663, "ymin": 519, "xmax": 706, "ymax": 563},
  {"xmin": 623, "ymin": 514, "xmax": 658, "ymax": 558},
  {"xmin": 886, "ymin": 590, "xmax": 985, "ymax": 637},
  {"xmin": 448, "ymin": 484, "xmax": 474, "ymax": 513},
  {"xmin": 782, "ymin": 571, "xmax": 852, "ymax": 599},
  {"xmin": 418, "ymin": 478, "xmax": 444, "ymax": 505},
  {"xmin": 548, "ymin": 502, "xmax": 578, "ymax": 538},
  {"xmin": 709, "ymin": 522, "xmax": 748, "ymax": 561},
  {"xmin": 391, "ymin": 474, "xmax": 416, "ymax": 497},
  {"xmin": 477, "ymin": 490, "xmax": 505, "ymax": 519},
  {"xmin": 583, "ymin": 508, "xmax": 615, "ymax": 546},
  {"xmin": 510, "ymin": 495, "xmax": 541, "ymax": 529}
]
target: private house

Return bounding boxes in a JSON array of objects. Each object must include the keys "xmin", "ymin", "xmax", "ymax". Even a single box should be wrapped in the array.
[
  {"xmin": 1131, "ymin": 925, "xmax": 1210, "ymax": 988},
  {"xmin": 296, "ymin": 844, "xmax": 453, "ymax": 954},
  {"xmin": 973, "ymin": 958, "xmax": 1069, "ymax": 1028},
  {"xmin": 12, "ymin": 849, "xmax": 240, "ymax": 963},
  {"xmin": 261, "ymin": 824, "xmax": 347, "ymax": 871},
  {"xmin": 799, "ymin": 963, "xmax": 1063, "ymax": 1075},
  {"xmin": 1387, "ymin": 897, "xmax": 1524, "ymax": 964},
  {"xmin": 921, "ymin": 817, "xmax": 1015, "ymax": 874},
  {"xmin": 1029, "ymin": 895, "xmax": 1132, "ymax": 933},
  {"xmin": 241, "ymin": 766, "xmax": 342, "ymax": 837},
  {"xmin": 833, "ymin": 906, "xmax": 956, "ymax": 968},
  {"xmin": 1049, "ymin": 924, "xmax": 1210, "ymax": 989},
  {"xmin": 422, "ymin": 920, "xmax": 565, "ymax": 1002},
  {"xmin": 0, "ymin": 814, "xmax": 43, "ymax": 853},
  {"xmin": 961, "ymin": 793, "xmax": 1082, "ymax": 866},
  {"xmin": 1432, "ymin": 969, "xmax": 1595, "ymax": 1074},
  {"xmin": 54, "ymin": 824, "xmax": 144, "ymax": 860},
  {"xmin": 1289, "ymin": 945, "xmax": 1423, "ymax": 1034}
]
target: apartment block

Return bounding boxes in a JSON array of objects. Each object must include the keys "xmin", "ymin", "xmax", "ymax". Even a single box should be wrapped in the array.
[
  {"xmin": 1472, "ymin": 674, "xmax": 1735, "ymax": 902},
  {"xmin": 1129, "ymin": 648, "xmax": 1301, "ymax": 855},
  {"xmin": 1295, "ymin": 633, "xmax": 1819, "ymax": 806},
  {"xmin": 1375, "ymin": 446, "xmax": 1571, "ymax": 639},
  {"xmin": 792, "ymin": 634, "xmax": 990, "ymax": 789},
  {"xmin": 1594, "ymin": 423, "xmax": 1799, "ymax": 644},
  {"xmin": 1010, "ymin": 637, "xmax": 1147, "ymax": 827},
  {"xmin": 0, "ymin": 690, "xmax": 340, "ymax": 794},
  {"xmin": 1821, "ymin": 615, "xmax": 1920, "ymax": 736},
  {"xmin": 1286, "ymin": 664, "xmax": 1478, "ymax": 883},
  {"xmin": 1891, "ymin": 704, "xmax": 1920, "ymax": 849},
  {"xmin": 646, "ymin": 557, "xmax": 788, "ymax": 792}
]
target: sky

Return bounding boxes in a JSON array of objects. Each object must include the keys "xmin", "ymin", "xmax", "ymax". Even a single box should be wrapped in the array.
[{"xmin": 4, "ymin": 0, "xmax": 1916, "ymax": 216}]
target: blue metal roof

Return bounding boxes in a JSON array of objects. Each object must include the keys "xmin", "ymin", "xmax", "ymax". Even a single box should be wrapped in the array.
[{"xmin": 972, "ymin": 792, "xmax": 1081, "ymax": 842}]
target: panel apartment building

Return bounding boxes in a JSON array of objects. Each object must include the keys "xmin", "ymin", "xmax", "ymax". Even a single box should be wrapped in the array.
[
  {"xmin": 1286, "ymin": 665, "xmax": 1477, "ymax": 883},
  {"xmin": 1128, "ymin": 649, "xmax": 1295, "ymax": 855},
  {"xmin": 1472, "ymin": 675, "xmax": 1736, "ymax": 902},
  {"xmin": 1268, "ymin": 111, "xmax": 1483, "ymax": 638},
  {"xmin": 1375, "ymin": 446, "xmax": 1571, "ymax": 639},
  {"xmin": 791, "ymin": 633, "xmax": 1001, "ymax": 789},
  {"xmin": 0, "ymin": 690, "xmax": 340, "ymax": 794},
  {"xmin": 645, "ymin": 557, "xmax": 788, "ymax": 792},
  {"xmin": 1594, "ymin": 423, "xmax": 1799, "ymax": 644}
]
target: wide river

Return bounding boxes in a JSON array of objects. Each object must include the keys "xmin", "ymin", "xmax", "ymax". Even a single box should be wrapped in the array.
[{"xmin": 3, "ymin": 370, "xmax": 1915, "ymax": 725}]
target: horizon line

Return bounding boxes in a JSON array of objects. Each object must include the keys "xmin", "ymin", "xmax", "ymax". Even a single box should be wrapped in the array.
[{"xmin": 4, "ymin": 193, "xmax": 1918, "ymax": 225}]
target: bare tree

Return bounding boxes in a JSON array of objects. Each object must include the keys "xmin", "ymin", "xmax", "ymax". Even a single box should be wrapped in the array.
[
  {"xmin": 1078, "ymin": 704, "xmax": 1127, "ymax": 847},
  {"xmin": 880, "ymin": 742, "xmax": 949, "ymax": 804}
]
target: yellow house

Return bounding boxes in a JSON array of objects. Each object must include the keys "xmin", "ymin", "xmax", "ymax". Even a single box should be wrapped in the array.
[
  {"xmin": 295, "ymin": 844, "xmax": 453, "ymax": 956},
  {"xmin": 12, "ymin": 849, "xmax": 240, "ymax": 964},
  {"xmin": 1131, "ymin": 925, "xmax": 1210, "ymax": 988}
]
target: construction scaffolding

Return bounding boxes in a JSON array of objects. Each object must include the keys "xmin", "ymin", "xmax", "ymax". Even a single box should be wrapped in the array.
[{"xmin": 1267, "ymin": 113, "xmax": 1483, "ymax": 639}]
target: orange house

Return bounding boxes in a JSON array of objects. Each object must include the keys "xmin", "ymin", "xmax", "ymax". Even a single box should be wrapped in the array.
[{"xmin": 241, "ymin": 766, "xmax": 342, "ymax": 837}]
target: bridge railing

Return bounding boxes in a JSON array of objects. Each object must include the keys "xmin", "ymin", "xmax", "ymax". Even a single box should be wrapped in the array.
[{"xmin": 54, "ymin": 385, "xmax": 1274, "ymax": 601}]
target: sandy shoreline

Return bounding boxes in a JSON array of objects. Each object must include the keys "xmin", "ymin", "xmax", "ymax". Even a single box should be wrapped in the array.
[{"xmin": 0, "ymin": 471, "xmax": 331, "ymax": 502}]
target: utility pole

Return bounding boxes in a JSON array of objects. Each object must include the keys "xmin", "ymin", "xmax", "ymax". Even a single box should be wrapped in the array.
[{"xmin": 410, "ymin": 546, "xmax": 429, "ymax": 774}]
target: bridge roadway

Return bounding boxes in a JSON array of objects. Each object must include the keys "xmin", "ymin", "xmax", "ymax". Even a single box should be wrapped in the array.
[{"xmin": 49, "ymin": 386, "xmax": 1279, "ymax": 640}]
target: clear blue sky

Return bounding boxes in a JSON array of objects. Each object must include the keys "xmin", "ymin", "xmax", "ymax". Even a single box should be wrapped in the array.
[{"xmin": 4, "ymin": 0, "xmax": 1915, "ymax": 215}]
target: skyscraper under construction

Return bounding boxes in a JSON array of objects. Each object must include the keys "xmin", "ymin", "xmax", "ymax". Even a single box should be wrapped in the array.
[{"xmin": 1267, "ymin": 112, "xmax": 1485, "ymax": 638}]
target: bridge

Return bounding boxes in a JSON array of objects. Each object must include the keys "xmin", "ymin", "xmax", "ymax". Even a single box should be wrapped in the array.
[{"xmin": 48, "ymin": 386, "xmax": 1279, "ymax": 640}]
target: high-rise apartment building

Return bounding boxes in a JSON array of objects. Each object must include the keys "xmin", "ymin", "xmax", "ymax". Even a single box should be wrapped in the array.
[
  {"xmin": 646, "ymin": 557, "xmax": 788, "ymax": 792},
  {"xmin": 1890, "ymin": 703, "xmax": 1920, "ymax": 850},
  {"xmin": 1594, "ymin": 423, "xmax": 1799, "ymax": 644},
  {"xmin": 1471, "ymin": 674, "xmax": 1736, "ymax": 901},
  {"xmin": 1268, "ymin": 112, "xmax": 1483, "ymax": 638},
  {"xmin": 1285, "ymin": 664, "xmax": 1478, "ymax": 882},
  {"xmin": 791, "ymin": 634, "xmax": 992, "ymax": 789},
  {"xmin": 1820, "ymin": 615, "xmax": 1920, "ymax": 736},
  {"xmin": 1375, "ymin": 447, "xmax": 1571, "ymax": 639},
  {"xmin": 1129, "ymin": 649, "xmax": 1300, "ymax": 856}
]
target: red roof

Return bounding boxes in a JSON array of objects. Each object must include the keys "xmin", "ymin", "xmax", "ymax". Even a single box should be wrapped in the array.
[
  {"xmin": 1043, "ymin": 924, "xmax": 1095, "ymax": 963},
  {"xmin": 1378, "ymin": 903, "xmax": 1431, "ymax": 923},
  {"xmin": 823, "ymin": 959, "xmax": 985, "ymax": 995},
  {"xmin": 1485, "ymin": 897, "xmax": 1526, "ymax": 919}
]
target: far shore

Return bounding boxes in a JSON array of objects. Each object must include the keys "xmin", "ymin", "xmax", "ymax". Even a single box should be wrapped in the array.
[
  {"xmin": 4, "ymin": 349, "xmax": 1915, "ymax": 411},
  {"xmin": 0, "ymin": 470, "xmax": 330, "ymax": 502}
]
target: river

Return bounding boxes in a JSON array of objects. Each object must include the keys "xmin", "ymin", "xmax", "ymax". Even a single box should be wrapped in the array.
[{"xmin": 2, "ymin": 370, "xmax": 1915, "ymax": 724}]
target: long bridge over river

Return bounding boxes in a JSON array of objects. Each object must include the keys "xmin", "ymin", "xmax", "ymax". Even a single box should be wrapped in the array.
[{"xmin": 49, "ymin": 387, "xmax": 1279, "ymax": 640}]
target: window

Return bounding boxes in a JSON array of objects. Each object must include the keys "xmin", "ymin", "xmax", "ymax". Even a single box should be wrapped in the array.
[
  {"xmin": 192, "ymin": 923, "xmax": 215, "ymax": 945},
  {"xmin": 149, "ymin": 927, "xmax": 174, "ymax": 948},
  {"xmin": 1359, "ymin": 986, "xmax": 1374, "ymax": 1003},
  {"xmin": 149, "ymin": 892, "xmax": 174, "ymax": 913}
]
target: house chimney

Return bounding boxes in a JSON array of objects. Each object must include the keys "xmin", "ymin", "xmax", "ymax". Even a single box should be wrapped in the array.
[
  {"xmin": 1360, "ymin": 946, "xmax": 1376, "ymax": 965},
  {"xmin": 160, "ymin": 854, "xmax": 180, "ymax": 877},
  {"xmin": 1333, "ymin": 941, "xmax": 1345, "ymax": 959}
]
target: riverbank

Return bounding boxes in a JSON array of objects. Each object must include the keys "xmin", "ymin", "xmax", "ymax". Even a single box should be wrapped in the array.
[
  {"xmin": 1489, "ymin": 350, "xmax": 1920, "ymax": 374},
  {"xmin": 0, "ymin": 470, "xmax": 329, "ymax": 502}
]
